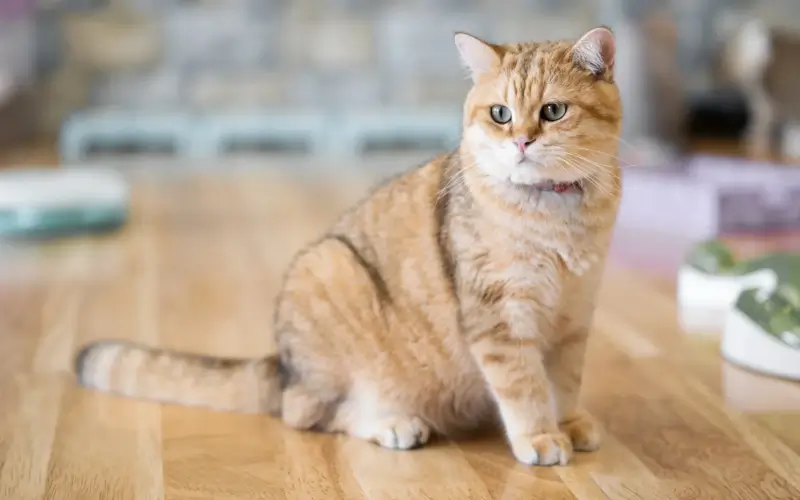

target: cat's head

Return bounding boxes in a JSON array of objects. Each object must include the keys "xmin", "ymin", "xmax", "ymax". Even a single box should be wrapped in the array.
[{"xmin": 456, "ymin": 28, "xmax": 622, "ymax": 191}]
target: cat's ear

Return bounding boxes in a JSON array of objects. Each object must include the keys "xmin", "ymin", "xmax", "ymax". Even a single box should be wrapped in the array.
[
  {"xmin": 454, "ymin": 32, "xmax": 502, "ymax": 82},
  {"xmin": 571, "ymin": 26, "xmax": 616, "ymax": 76}
]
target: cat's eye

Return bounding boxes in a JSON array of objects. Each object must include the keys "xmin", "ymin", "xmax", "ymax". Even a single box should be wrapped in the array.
[
  {"xmin": 540, "ymin": 103, "xmax": 568, "ymax": 122},
  {"xmin": 490, "ymin": 105, "xmax": 512, "ymax": 124}
]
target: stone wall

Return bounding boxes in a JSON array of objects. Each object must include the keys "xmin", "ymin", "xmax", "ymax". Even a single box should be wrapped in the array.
[
  {"xmin": 39, "ymin": 0, "xmax": 800, "ymax": 122},
  {"xmin": 52, "ymin": 0, "xmax": 594, "ymax": 112}
]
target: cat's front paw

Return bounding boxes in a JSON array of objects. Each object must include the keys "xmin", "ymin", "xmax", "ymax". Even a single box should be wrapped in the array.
[
  {"xmin": 509, "ymin": 431, "xmax": 573, "ymax": 466},
  {"xmin": 560, "ymin": 412, "xmax": 602, "ymax": 452}
]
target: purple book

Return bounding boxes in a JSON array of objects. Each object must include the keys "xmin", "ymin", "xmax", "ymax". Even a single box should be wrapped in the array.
[
  {"xmin": 616, "ymin": 155, "xmax": 800, "ymax": 238},
  {"xmin": 0, "ymin": 0, "xmax": 34, "ymax": 20}
]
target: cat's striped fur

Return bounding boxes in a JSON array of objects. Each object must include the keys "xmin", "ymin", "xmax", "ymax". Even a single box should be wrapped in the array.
[{"xmin": 75, "ymin": 27, "xmax": 622, "ymax": 466}]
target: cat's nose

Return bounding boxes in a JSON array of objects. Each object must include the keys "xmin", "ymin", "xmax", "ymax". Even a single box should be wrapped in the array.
[{"xmin": 514, "ymin": 136, "xmax": 535, "ymax": 152}]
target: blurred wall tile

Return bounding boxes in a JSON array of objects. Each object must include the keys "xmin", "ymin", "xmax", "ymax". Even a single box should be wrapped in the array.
[
  {"xmin": 283, "ymin": 72, "xmax": 320, "ymax": 107},
  {"xmin": 386, "ymin": 0, "xmax": 482, "ymax": 10},
  {"xmin": 279, "ymin": 15, "xmax": 375, "ymax": 71},
  {"xmin": 0, "ymin": 17, "xmax": 35, "ymax": 86},
  {"xmin": 91, "ymin": 68, "xmax": 184, "ymax": 107},
  {"xmin": 33, "ymin": 11, "xmax": 63, "ymax": 77},
  {"xmin": 127, "ymin": 0, "xmax": 161, "ymax": 13},
  {"xmin": 388, "ymin": 75, "xmax": 470, "ymax": 107},
  {"xmin": 307, "ymin": 18, "xmax": 375, "ymax": 71},
  {"xmin": 51, "ymin": 0, "xmax": 105, "ymax": 11},
  {"xmin": 325, "ymin": 0, "xmax": 383, "ymax": 15},
  {"xmin": 377, "ymin": 6, "xmax": 488, "ymax": 76},
  {"xmin": 489, "ymin": 14, "xmax": 591, "ymax": 45},
  {"xmin": 188, "ymin": 69, "xmax": 283, "ymax": 108},
  {"xmin": 516, "ymin": 0, "xmax": 584, "ymax": 14},
  {"xmin": 754, "ymin": 0, "xmax": 800, "ymax": 31},
  {"xmin": 330, "ymin": 72, "xmax": 386, "ymax": 108},
  {"xmin": 165, "ymin": 3, "xmax": 277, "ymax": 69},
  {"xmin": 62, "ymin": 10, "xmax": 162, "ymax": 73},
  {"xmin": 594, "ymin": 0, "xmax": 660, "ymax": 24},
  {"xmin": 285, "ymin": 71, "xmax": 384, "ymax": 109},
  {"xmin": 242, "ymin": 0, "xmax": 287, "ymax": 19}
]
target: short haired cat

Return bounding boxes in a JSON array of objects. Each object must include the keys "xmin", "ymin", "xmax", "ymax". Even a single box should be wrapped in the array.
[{"xmin": 74, "ymin": 27, "xmax": 622, "ymax": 466}]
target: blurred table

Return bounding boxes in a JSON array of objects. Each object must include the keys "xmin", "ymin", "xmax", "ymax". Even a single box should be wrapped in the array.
[{"xmin": 0, "ymin": 169, "xmax": 798, "ymax": 499}]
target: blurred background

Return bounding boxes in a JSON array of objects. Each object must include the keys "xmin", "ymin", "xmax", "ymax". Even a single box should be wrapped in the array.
[
  {"xmin": 1, "ymin": 0, "xmax": 800, "ymax": 268},
  {"xmin": 0, "ymin": 0, "xmax": 795, "ymax": 160},
  {"xmin": 4, "ymin": 3, "xmax": 800, "ymax": 491}
]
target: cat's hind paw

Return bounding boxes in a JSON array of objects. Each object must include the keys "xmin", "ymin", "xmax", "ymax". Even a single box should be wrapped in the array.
[
  {"xmin": 509, "ymin": 431, "xmax": 573, "ymax": 466},
  {"xmin": 371, "ymin": 416, "xmax": 431, "ymax": 450},
  {"xmin": 560, "ymin": 412, "xmax": 602, "ymax": 452}
]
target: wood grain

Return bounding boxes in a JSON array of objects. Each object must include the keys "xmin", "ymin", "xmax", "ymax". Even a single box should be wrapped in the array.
[{"xmin": 0, "ymin": 169, "xmax": 798, "ymax": 500}]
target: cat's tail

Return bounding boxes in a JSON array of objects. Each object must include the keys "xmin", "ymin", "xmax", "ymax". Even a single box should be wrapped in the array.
[{"xmin": 73, "ymin": 340, "xmax": 284, "ymax": 415}]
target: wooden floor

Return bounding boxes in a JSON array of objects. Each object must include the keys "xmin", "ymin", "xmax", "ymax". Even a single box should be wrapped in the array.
[{"xmin": 1, "ymin": 166, "xmax": 800, "ymax": 499}]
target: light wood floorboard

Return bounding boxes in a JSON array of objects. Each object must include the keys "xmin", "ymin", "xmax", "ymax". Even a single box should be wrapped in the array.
[{"xmin": 0, "ymin": 168, "xmax": 798, "ymax": 499}]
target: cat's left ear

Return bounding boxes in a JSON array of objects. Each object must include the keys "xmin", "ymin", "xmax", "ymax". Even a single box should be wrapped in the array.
[
  {"xmin": 571, "ymin": 26, "xmax": 616, "ymax": 77},
  {"xmin": 454, "ymin": 32, "xmax": 502, "ymax": 82}
]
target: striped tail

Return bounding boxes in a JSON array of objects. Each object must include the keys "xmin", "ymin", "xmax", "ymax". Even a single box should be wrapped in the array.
[{"xmin": 73, "ymin": 340, "xmax": 284, "ymax": 415}]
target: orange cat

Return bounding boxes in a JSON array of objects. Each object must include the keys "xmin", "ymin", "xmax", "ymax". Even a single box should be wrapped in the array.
[{"xmin": 74, "ymin": 27, "xmax": 622, "ymax": 466}]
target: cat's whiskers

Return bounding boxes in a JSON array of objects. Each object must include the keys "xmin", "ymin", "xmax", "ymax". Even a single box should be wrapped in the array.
[
  {"xmin": 560, "ymin": 151, "xmax": 622, "ymax": 182},
  {"xmin": 553, "ymin": 156, "xmax": 613, "ymax": 197},
  {"xmin": 517, "ymin": 144, "xmax": 615, "ymax": 196},
  {"xmin": 570, "ymin": 162, "xmax": 614, "ymax": 197},
  {"xmin": 551, "ymin": 155, "xmax": 591, "ymax": 181},
  {"xmin": 545, "ymin": 146, "xmax": 622, "ymax": 182},
  {"xmin": 588, "ymin": 132, "xmax": 639, "ymax": 156},
  {"xmin": 435, "ymin": 158, "xmax": 476, "ymax": 203},
  {"xmin": 574, "ymin": 135, "xmax": 650, "ymax": 169},
  {"xmin": 544, "ymin": 145, "xmax": 618, "ymax": 170},
  {"xmin": 436, "ymin": 173, "xmax": 466, "ymax": 204},
  {"xmin": 566, "ymin": 146, "xmax": 635, "ymax": 168}
]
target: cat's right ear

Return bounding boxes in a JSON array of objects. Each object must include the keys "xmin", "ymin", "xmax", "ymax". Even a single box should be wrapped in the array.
[
  {"xmin": 571, "ymin": 26, "xmax": 616, "ymax": 77},
  {"xmin": 454, "ymin": 32, "xmax": 502, "ymax": 83}
]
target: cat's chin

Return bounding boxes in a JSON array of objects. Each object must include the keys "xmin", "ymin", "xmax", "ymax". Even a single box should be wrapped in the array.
[
  {"xmin": 469, "ymin": 159, "xmax": 586, "ymax": 196},
  {"xmin": 504, "ymin": 164, "xmax": 583, "ymax": 190}
]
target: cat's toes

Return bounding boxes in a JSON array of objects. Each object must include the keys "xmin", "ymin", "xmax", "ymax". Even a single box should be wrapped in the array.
[
  {"xmin": 373, "ymin": 416, "xmax": 431, "ymax": 450},
  {"xmin": 509, "ymin": 431, "xmax": 573, "ymax": 466},
  {"xmin": 560, "ymin": 413, "xmax": 602, "ymax": 452}
]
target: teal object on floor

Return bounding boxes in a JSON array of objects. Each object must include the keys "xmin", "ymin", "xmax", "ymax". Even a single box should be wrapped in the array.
[
  {"xmin": 677, "ymin": 239, "xmax": 800, "ymax": 380},
  {"xmin": 0, "ymin": 168, "xmax": 129, "ymax": 238}
]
